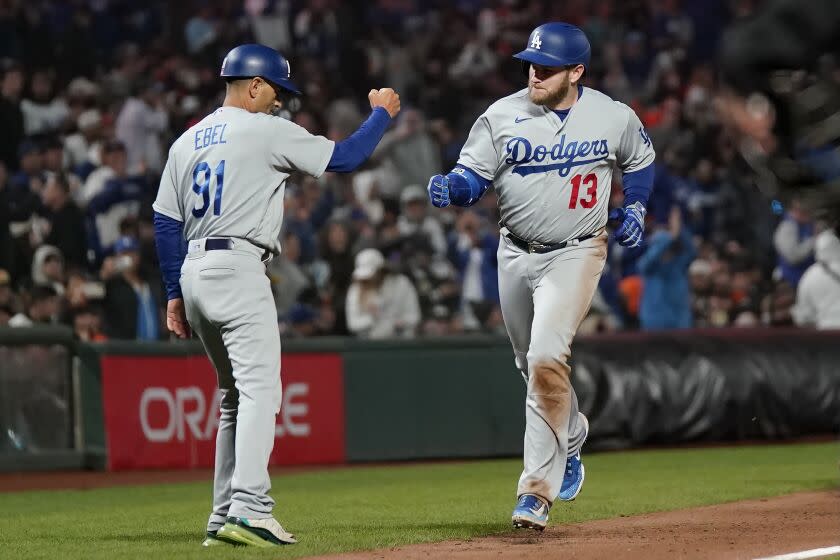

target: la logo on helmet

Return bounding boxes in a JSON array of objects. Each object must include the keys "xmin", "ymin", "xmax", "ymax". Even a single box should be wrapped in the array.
[{"xmin": 530, "ymin": 33, "xmax": 542, "ymax": 49}]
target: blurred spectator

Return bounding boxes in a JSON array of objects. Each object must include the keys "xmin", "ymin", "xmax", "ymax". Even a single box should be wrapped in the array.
[
  {"xmin": 448, "ymin": 32, "xmax": 496, "ymax": 81},
  {"xmin": 64, "ymin": 269, "xmax": 104, "ymax": 314},
  {"xmin": 637, "ymin": 208, "xmax": 696, "ymax": 330},
  {"xmin": 20, "ymin": 69, "xmax": 68, "ymax": 136},
  {"xmin": 0, "ymin": 163, "xmax": 13, "ymax": 279},
  {"xmin": 283, "ymin": 182, "xmax": 332, "ymax": 264},
  {"xmin": 0, "ymin": 269, "xmax": 13, "ymax": 311},
  {"xmin": 773, "ymin": 200, "xmax": 816, "ymax": 287},
  {"xmin": 280, "ymin": 301, "xmax": 335, "ymax": 338},
  {"xmin": 581, "ymin": 261, "xmax": 625, "ymax": 334},
  {"xmin": 64, "ymin": 109, "xmax": 104, "ymax": 175},
  {"xmin": 688, "ymin": 258, "xmax": 713, "ymax": 326},
  {"xmin": 0, "ymin": 63, "xmax": 25, "ymax": 171},
  {"xmin": 372, "ymin": 108, "xmax": 442, "ymax": 197},
  {"xmin": 683, "ymin": 159, "xmax": 721, "ymax": 238},
  {"xmin": 30, "ymin": 245, "xmax": 65, "ymax": 296},
  {"xmin": 9, "ymin": 139, "xmax": 44, "ymax": 206},
  {"xmin": 400, "ymin": 234, "xmax": 461, "ymax": 335},
  {"xmin": 101, "ymin": 236, "xmax": 163, "ymax": 340},
  {"xmin": 450, "ymin": 211, "xmax": 500, "ymax": 332},
  {"xmin": 792, "ymin": 229, "xmax": 840, "ymax": 329},
  {"xmin": 268, "ymin": 231, "xmax": 311, "ymax": 318},
  {"xmin": 70, "ymin": 305, "xmax": 107, "ymax": 342},
  {"xmin": 114, "ymin": 81, "xmax": 168, "ymax": 174},
  {"xmin": 185, "ymin": 4, "xmax": 220, "ymax": 56},
  {"xmin": 397, "ymin": 185, "xmax": 447, "ymax": 257},
  {"xmin": 83, "ymin": 140, "xmax": 146, "ymax": 256},
  {"xmin": 346, "ymin": 248, "xmax": 421, "ymax": 339},
  {"xmin": 761, "ymin": 280, "xmax": 796, "ymax": 327},
  {"xmin": 41, "ymin": 136, "xmax": 66, "ymax": 177},
  {"xmin": 9, "ymin": 285, "xmax": 60, "ymax": 327},
  {"xmin": 0, "ymin": 305, "xmax": 11, "ymax": 326},
  {"xmin": 38, "ymin": 173, "xmax": 87, "ymax": 269},
  {"xmin": 320, "ymin": 220, "xmax": 356, "ymax": 335}
]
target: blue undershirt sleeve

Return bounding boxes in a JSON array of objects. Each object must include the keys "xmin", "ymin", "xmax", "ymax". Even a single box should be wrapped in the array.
[
  {"xmin": 153, "ymin": 211, "xmax": 187, "ymax": 301},
  {"xmin": 446, "ymin": 165, "xmax": 491, "ymax": 207},
  {"xmin": 622, "ymin": 164, "xmax": 654, "ymax": 207},
  {"xmin": 326, "ymin": 107, "xmax": 391, "ymax": 172}
]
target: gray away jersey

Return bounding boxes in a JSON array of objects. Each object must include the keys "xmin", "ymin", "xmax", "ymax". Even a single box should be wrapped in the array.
[
  {"xmin": 153, "ymin": 106, "xmax": 335, "ymax": 253},
  {"xmin": 458, "ymin": 87, "xmax": 655, "ymax": 244}
]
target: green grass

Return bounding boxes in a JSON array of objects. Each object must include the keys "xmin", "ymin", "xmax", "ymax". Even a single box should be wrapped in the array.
[{"xmin": 1, "ymin": 442, "xmax": 837, "ymax": 560}]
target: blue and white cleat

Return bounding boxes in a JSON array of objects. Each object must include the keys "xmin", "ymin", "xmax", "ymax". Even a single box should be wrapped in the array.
[
  {"xmin": 512, "ymin": 494, "xmax": 550, "ymax": 531},
  {"xmin": 557, "ymin": 452, "xmax": 585, "ymax": 501},
  {"xmin": 558, "ymin": 415, "xmax": 588, "ymax": 501}
]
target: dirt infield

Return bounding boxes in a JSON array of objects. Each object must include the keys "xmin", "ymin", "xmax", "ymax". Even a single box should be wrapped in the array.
[{"xmin": 311, "ymin": 490, "xmax": 839, "ymax": 560}]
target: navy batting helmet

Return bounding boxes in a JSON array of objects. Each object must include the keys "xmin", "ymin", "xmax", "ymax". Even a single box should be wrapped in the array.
[
  {"xmin": 220, "ymin": 44, "xmax": 300, "ymax": 94},
  {"xmin": 513, "ymin": 23, "xmax": 591, "ymax": 69}
]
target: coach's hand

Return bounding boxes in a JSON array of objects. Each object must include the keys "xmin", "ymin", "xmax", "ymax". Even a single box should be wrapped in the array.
[
  {"xmin": 369, "ymin": 88, "xmax": 401, "ymax": 118},
  {"xmin": 166, "ymin": 298, "xmax": 191, "ymax": 339},
  {"xmin": 428, "ymin": 174, "xmax": 450, "ymax": 208},
  {"xmin": 609, "ymin": 201, "xmax": 647, "ymax": 248}
]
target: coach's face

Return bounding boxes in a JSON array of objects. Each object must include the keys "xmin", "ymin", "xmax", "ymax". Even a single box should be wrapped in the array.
[
  {"xmin": 528, "ymin": 64, "xmax": 584, "ymax": 108},
  {"xmin": 249, "ymin": 77, "xmax": 283, "ymax": 115}
]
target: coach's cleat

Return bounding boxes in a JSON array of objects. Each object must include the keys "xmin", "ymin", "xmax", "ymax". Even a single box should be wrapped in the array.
[
  {"xmin": 216, "ymin": 516, "xmax": 297, "ymax": 547},
  {"xmin": 201, "ymin": 530, "xmax": 230, "ymax": 547},
  {"xmin": 512, "ymin": 494, "xmax": 549, "ymax": 531},
  {"xmin": 558, "ymin": 415, "xmax": 588, "ymax": 501}
]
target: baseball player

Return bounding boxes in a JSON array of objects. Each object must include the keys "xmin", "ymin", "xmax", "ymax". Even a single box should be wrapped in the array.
[
  {"xmin": 152, "ymin": 44, "xmax": 400, "ymax": 547},
  {"xmin": 427, "ymin": 23, "xmax": 655, "ymax": 530}
]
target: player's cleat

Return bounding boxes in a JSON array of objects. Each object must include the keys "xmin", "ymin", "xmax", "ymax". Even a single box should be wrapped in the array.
[
  {"xmin": 201, "ymin": 530, "xmax": 230, "ymax": 547},
  {"xmin": 216, "ymin": 516, "xmax": 297, "ymax": 547},
  {"xmin": 557, "ymin": 452, "xmax": 585, "ymax": 501},
  {"xmin": 558, "ymin": 415, "xmax": 588, "ymax": 501},
  {"xmin": 512, "ymin": 494, "xmax": 550, "ymax": 530}
]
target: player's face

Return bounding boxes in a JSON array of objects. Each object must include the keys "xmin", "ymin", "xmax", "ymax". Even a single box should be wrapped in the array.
[{"xmin": 527, "ymin": 64, "xmax": 580, "ymax": 107}]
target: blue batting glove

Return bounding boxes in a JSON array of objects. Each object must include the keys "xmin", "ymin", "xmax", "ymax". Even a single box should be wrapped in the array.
[
  {"xmin": 610, "ymin": 201, "xmax": 647, "ymax": 248},
  {"xmin": 427, "ymin": 174, "xmax": 450, "ymax": 208}
]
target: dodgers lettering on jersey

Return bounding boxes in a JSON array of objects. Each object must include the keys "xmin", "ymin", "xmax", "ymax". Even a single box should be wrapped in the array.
[
  {"xmin": 504, "ymin": 134, "xmax": 610, "ymax": 177},
  {"xmin": 457, "ymin": 87, "xmax": 655, "ymax": 244},
  {"xmin": 153, "ymin": 106, "xmax": 335, "ymax": 254}
]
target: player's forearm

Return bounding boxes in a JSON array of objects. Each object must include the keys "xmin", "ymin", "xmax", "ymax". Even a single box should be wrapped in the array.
[
  {"xmin": 326, "ymin": 108, "xmax": 392, "ymax": 172},
  {"xmin": 621, "ymin": 164, "xmax": 654, "ymax": 207},
  {"xmin": 153, "ymin": 211, "xmax": 186, "ymax": 300},
  {"xmin": 447, "ymin": 166, "xmax": 491, "ymax": 207}
]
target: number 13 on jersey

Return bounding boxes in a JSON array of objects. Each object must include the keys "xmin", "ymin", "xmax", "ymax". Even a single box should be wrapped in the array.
[
  {"xmin": 192, "ymin": 160, "xmax": 226, "ymax": 218},
  {"xmin": 568, "ymin": 173, "xmax": 597, "ymax": 209}
]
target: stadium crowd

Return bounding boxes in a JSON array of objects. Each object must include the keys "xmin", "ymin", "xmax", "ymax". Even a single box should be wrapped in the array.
[{"xmin": 1, "ymin": 0, "xmax": 838, "ymax": 341}]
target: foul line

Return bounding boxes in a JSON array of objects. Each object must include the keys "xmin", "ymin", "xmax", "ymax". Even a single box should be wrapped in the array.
[{"xmin": 754, "ymin": 546, "xmax": 840, "ymax": 560}]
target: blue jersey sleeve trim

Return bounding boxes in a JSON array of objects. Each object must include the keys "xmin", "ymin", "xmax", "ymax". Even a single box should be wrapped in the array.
[
  {"xmin": 153, "ymin": 211, "xmax": 187, "ymax": 301},
  {"xmin": 622, "ymin": 164, "xmax": 654, "ymax": 207},
  {"xmin": 446, "ymin": 165, "xmax": 491, "ymax": 207},
  {"xmin": 326, "ymin": 107, "xmax": 391, "ymax": 172}
]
